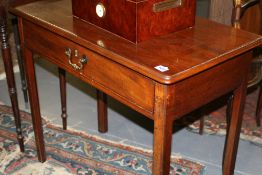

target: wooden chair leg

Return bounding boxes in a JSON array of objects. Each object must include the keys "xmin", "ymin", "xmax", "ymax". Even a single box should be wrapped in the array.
[
  {"xmin": 255, "ymin": 84, "xmax": 262, "ymax": 127},
  {"xmin": 199, "ymin": 113, "xmax": 205, "ymax": 135},
  {"xmin": 226, "ymin": 94, "xmax": 234, "ymax": 124},
  {"xmin": 223, "ymin": 94, "xmax": 234, "ymax": 170},
  {"xmin": 255, "ymin": 0, "xmax": 262, "ymax": 127},
  {"xmin": 223, "ymin": 79, "xmax": 247, "ymax": 175},
  {"xmin": 97, "ymin": 90, "xmax": 108, "ymax": 133},
  {"xmin": 59, "ymin": 68, "xmax": 67, "ymax": 130},
  {"xmin": 198, "ymin": 107, "xmax": 206, "ymax": 135},
  {"xmin": 12, "ymin": 17, "xmax": 29, "ymax": 109},
  {"xmin": 1, "ymin": 7, "xmax": 24, "ymax": 152}
]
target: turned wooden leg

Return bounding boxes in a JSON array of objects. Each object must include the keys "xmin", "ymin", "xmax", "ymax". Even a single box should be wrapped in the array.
[
  {"xmin": 223, "ymin": 79, "xmax": 247, "ymax": 175},
  {"xmin": 0, "ymin": 7, "xmax": 24, "ymax": 152},
  {"xmin": 12, "ymin": 17, "xmax": 29, "ymax": 109},
  {"xmin": 22, "ymin": 46, "xmax": 46, "ymax": 162},
  {"xmin": 97, "ymin": 90, "xmax": 108, "ymax": 133},
  {"xmin": 153, "ymin": 84, "xmax": 173, "ymax": 175},
  {"xmin": 59, "ymin": 68, "xmax": 67, "ymax": 130},
  {"xmin": 255, "ymin": 84, "xmax": 262, "ymax": 127}
]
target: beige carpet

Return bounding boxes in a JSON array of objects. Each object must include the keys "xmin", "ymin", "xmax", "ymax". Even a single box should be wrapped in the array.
[{"xmin": 0, "ymin": 105, "xmax": 206, "ymax": 175}]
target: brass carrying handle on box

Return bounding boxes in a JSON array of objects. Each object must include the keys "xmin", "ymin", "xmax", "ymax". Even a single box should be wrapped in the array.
[
  {"xmin": 153, "ymin": 0, "xmax": 183, "ymax": 12},
  {"xmin": 65, "ymin": 48, "xmax": 88, "ymax": 71}
]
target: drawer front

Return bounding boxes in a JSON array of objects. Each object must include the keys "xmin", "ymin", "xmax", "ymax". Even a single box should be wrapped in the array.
[{"xmin": 22, "ymin": 20, "xmax": 155, "ymax": 115}]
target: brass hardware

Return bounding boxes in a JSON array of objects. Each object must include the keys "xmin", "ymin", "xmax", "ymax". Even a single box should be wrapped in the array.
[
  {"xmin": 65, "ymin": 48, "xmax": 88, "ymax": 70},
  {"xmin": 97, "ymin": 40, "xmax": 105, "ymax": 47},
  {"xmin": 153, "ymin": 0, "xmax": 183, "ymax": 12},
  {"xmin": 80, "ymin": 55, "xmax": 88, "ymax": 64},
  {"xmin": 65, "ymin": 47, "xmax": 71, "ymax": 58},
  {"xmin": 96, "ymin": 3, "xmax": 106, "ymax": 18},
  {"xmin": 74, "ymin": 49, "xmax": 78, "ymax": 57}
]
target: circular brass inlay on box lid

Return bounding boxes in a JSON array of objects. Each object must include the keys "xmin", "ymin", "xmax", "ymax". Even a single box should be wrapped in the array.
[{"xmin": 96, "ymin": 3, "xmax": 106, "ymax": 18}]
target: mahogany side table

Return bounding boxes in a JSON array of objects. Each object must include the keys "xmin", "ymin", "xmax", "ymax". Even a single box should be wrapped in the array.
[{"xmin": 10, "ymin": 0, "xmax": 262, "ymax": 174}]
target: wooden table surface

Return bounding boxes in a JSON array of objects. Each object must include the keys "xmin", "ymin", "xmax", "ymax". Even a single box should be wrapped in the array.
[
  {"xmin": 11, "ymin": 0, "xmax": 261, "ymax": 84},
  {"xmin": 10, "ymin": 0, "xmax": 262, "ymax": 174}
]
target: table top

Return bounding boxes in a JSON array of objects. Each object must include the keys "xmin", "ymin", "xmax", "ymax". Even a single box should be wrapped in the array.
[{"xmin": 10, "ymin": 0, "xmax": 262, "ymax": 84}]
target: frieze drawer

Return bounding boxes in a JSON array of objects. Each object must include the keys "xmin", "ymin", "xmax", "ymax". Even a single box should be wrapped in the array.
[{"xmin": 22, "ymin": 20, "xmax": 155, "ymax": 115}]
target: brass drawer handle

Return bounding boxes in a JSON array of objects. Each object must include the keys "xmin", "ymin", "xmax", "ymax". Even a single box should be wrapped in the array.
[
  {"xmin": 65, "ymin": 48, "xmax": 88, "ymax": 70},
  {"xmin": 153, "ymin": 0, "xmax": 183, "ymax": 12}
]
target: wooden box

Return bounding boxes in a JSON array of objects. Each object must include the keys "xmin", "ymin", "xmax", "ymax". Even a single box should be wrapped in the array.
[{"xmin": 72, "ymin": 0, "xmax": 196, "ymax": 43}]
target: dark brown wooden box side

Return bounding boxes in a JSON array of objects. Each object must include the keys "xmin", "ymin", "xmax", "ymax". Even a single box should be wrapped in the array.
[
  {"xmin": 137, "ymin": 0, "xmax": 196, "ymax": 42},
  {"xmin": 72, "ymin": 0, "xmax": 196, "ymax": 43},
  {"xmin": 72, "ymin": 0, "xmax": 137, "ymax": 42}
]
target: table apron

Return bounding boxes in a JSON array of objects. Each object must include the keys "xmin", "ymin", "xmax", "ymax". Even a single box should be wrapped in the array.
[
  {"xmin": 21, "ymin": 19, "xmax": 155, "ymax": 118},
  {"xmin": 168, "ymin": 53, "xmax": 251, "ymax": 120},
  {"xmin": 20, "ymin": 19, "xmax": 252, "ymax": 122}
]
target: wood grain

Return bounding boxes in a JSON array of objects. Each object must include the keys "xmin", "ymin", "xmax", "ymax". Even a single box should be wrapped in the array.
[
  {"xmin": 9, "ymin": 0, "xmax": 262, "ymax": 84},
  {"xmin": 97, "ymin": 90, "xmax": 108, "ymax": 133},
  {"xmin": 21, "ymin": 44, "xmax": 46, "ymax": 162},
  {"xmin": 169, "ymin": 53, "xmax": 251, "ymax": 120},
  {"xmin": 59, "ymin": 68, "xmax": 67, "ymax": 130},
  {"xmin": 153, "ymin": 83, "xmax": 173, "ymax": 175},
  {"xmin": 72, "ymin": 0, "xmax": 196, "ymax": 43},
  {"xmin": 22, "ymin": 19, "xmax": 155, "ymax": 118}
]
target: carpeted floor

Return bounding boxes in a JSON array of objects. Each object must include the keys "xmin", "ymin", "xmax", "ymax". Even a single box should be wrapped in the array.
[
  {"xmin": 0, "ymin": 105, "xmax": 206, "ymax": 175},
  {"xmin": 189, "ymin": 88, "xmax": 262, "ymax": 147}
]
